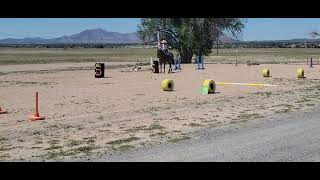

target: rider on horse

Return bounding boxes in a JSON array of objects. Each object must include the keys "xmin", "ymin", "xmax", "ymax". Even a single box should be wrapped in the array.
[
  {"xmin": 156, "ymin": 39, "xmax": 174, "ymax": 73},
  {"xmin": 159, "ymin": 39, "xmax": 174, "ymax": 64}
]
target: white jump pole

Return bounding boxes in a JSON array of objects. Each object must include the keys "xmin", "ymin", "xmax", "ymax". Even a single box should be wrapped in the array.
[{"xmin": 216, "ymin": 82, "xmax": 278, "ymax": 87}]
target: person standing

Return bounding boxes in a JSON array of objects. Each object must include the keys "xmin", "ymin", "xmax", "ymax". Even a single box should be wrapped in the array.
[
  {"xmin": 175, "ymin": 53, "xmax": 182, "ymax": 70},
  {"xmin": 201, "ymin": 55, "xmax": 204, "ymax": 69},
  {"xmin": 197, "ymin": 53, "xmax": 204, "ymax": 69}
]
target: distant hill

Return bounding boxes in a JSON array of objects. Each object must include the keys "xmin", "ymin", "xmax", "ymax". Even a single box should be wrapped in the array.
[
  {"xmin": 0, "ymin": 28, "xmax": 239, "ymax": 45},
  {"xmin": 0, "ymin": 28, "xmax": 140, "ymax": 44},
  {"xmin": 1, "ymin": 28, "xmax": 317, "ymax": 45},
  {"xmin": 243, "ymin": 38, "xmax": 319, "ymax": 43}
]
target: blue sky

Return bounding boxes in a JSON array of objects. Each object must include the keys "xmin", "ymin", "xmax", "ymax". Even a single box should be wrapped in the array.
[
  {"xmin": 0, "ymin": 18, "xmax": 320, "ymax": 41},
  {"xmin": 0, "ymin": 18, "xmax": 141, "ymax": 39},
  {"xmin": 242, "ymin": 18, "xmax": 320, "ymax": 41}
]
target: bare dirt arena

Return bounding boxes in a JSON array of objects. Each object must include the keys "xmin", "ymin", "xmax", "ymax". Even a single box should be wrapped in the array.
[{"xmin": 1, "ymin": 62, "xmax": 320, "ymax": 161}]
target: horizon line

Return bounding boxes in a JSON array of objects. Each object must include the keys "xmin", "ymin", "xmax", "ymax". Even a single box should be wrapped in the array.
[
  {"xmin": 0, "ymin": 27, "xmax": 318, "ymax": 42},
  {"xmin": 0, "ymin": 27, "xmax": 138, "ymax": 40}
]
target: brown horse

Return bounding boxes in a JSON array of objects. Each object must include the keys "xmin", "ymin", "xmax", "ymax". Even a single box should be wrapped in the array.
[{"xmin": 157, "ymin": 48, "xmax": 174, "ymax": 73}]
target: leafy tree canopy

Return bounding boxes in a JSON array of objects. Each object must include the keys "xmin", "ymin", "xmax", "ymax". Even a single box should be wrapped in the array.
[{"xmin": 137, "ymin": 18, "xmax": 246, "ymax": 63}]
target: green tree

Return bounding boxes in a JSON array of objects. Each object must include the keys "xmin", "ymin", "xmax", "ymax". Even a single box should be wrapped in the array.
[{"xmin": 137, "ymin": 18, "xmax": 246, "ymax": 63}]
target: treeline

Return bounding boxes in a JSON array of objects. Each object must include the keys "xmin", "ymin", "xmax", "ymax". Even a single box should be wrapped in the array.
[
  {"xmin": 1, "ymin": 41, "xmax": 320, "ymax": 49},
  {"xmin": 220, "ymin": 41, "xmax": 320, "ymax": 48}
]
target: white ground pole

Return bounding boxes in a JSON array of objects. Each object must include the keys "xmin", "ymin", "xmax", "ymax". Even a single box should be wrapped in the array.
[{"xmin": 216, "ymin": 82, "xmax": 278, "ymax": 87}]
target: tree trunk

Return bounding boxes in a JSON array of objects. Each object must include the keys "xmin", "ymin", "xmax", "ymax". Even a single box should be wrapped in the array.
[{"xmin": 180, "ymin": 48, "xmax": 193, "ymax": 63}]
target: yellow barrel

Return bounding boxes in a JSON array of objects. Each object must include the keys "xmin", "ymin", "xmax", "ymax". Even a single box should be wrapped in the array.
[
  {"xmin": 262, "ymin": 68, "xmax": 270, "ymax": 77},
  {"xmin": 202, "ymin": 79, "xmax": 216, "ymax": 93},
  {"xmin": 297, "ymin": 68, "xmax": 304, "ymax": 78},
  {"xmin": 162, "ymin": 79, "xmax": 174, "ymax": 91}
]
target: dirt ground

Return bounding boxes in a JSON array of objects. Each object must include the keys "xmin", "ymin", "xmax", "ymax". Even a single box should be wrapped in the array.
[{"xmin": 1, "ymin": 62, "xmax": 320, "ymax": 161}]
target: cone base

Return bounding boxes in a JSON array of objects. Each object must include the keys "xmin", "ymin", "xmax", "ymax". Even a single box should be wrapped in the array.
[
  {"xmin": 0, "ymin": 110, "xmax": 7, "ymax": 114},
  {"xmin": 29, "ymin": 115, "xmax": 45, "ymax": 121}
]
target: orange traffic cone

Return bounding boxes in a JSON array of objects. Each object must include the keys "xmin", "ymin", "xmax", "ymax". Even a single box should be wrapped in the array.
[
  {"xmin": 29, "ymin": 92, "xmax": 45, "ymax": 121},
  {"xmin": 0, "ymin": 106, "xmax": 7, "ymax": 114}
]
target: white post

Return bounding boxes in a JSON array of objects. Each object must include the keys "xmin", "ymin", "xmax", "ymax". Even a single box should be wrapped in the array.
[
  {"xmin": 235, "ymin": 49, "xmax": 238, "ymax": 66},
  {"xmin": 157, "ymin": 31, "xmax": 160, "ymax": 48}
]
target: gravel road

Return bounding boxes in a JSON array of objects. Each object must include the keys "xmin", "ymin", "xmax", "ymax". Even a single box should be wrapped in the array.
[{"xmin": 97, "ymin": 107, "xmax": 320, "ymax": 162}]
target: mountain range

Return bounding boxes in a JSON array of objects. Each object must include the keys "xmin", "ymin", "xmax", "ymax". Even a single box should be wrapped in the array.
[
  {"xmin": 0, "ymin": 28, "xmax": 242, "ymax": 44},
  {"xmin": 0, "ymin": 28, "xmax": 140, "ymax": 44},
  {"xmin": 244, "ymin": 38, "xmax": 319, "ymax": 43},
  {"xmin": 0, "ymin": 28, "xmax": 316, "ymax": 44}
]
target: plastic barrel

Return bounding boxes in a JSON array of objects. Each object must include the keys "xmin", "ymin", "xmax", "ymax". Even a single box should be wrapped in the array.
[{"xmin": 95, "ymin": 63, "xmax": 105, "ymax": 78}]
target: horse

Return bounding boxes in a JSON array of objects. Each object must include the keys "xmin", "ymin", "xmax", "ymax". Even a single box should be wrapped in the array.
[{"xmin": 157, "ymin": 48, "xmax": 174, "ymax": 73}]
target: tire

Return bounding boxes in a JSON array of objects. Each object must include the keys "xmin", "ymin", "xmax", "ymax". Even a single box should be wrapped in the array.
[
  {"xmin": 202, "ymin": 79, "xmax": 216, "ymax": 94},
  {"xmin": 162, "ymin": 79, "xmax": 174, "ymax": 91}
]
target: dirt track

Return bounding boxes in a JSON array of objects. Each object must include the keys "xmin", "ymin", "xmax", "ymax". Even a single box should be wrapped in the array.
[{"xmin": 1, "ymin": 62, "xmax": 320, "ymax": 161}]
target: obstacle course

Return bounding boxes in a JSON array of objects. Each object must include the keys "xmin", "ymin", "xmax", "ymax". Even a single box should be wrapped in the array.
[
  {"xmin": 1, "ymin": 64, "xmax": 312, "ymax": 121},
  {"xmin": 2, "ymin": 60, "xmax": 320, "ymax": 162}
]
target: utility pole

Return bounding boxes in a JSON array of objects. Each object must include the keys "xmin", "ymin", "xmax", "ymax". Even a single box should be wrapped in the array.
[{"xmin": 266, "ymin": 47, "xmax": 267, "ymax": 56}]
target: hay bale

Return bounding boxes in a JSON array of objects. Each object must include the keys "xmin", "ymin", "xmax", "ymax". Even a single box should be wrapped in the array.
[
  {"xmin": 297, "ymin": 68, "xmax": 304, "ymax": 78},
  {"xmin": 262, "ymin": 68, "xmax": 270, "ymax": 77},
  {"xmin": 162, "ymin": 79, "xmax": 174, "ymax": 91},
  {"xmin": 202, "ymin": 79, "xmax": 216, "ymax": 94}
]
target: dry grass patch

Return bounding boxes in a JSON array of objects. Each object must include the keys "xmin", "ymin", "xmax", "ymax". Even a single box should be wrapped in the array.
[{"xmin": 106, "ymin": 136, "xmax": 140, "ymax": 145}]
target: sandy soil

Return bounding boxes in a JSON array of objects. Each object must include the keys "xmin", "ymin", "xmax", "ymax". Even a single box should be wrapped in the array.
[
  {"xmin": 0, "ymin": 61, "xmax": 137, "ymax": 74},
  {"xmin": 1, "ymin": 62, "xmax": 320, "ymax": 161}
]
